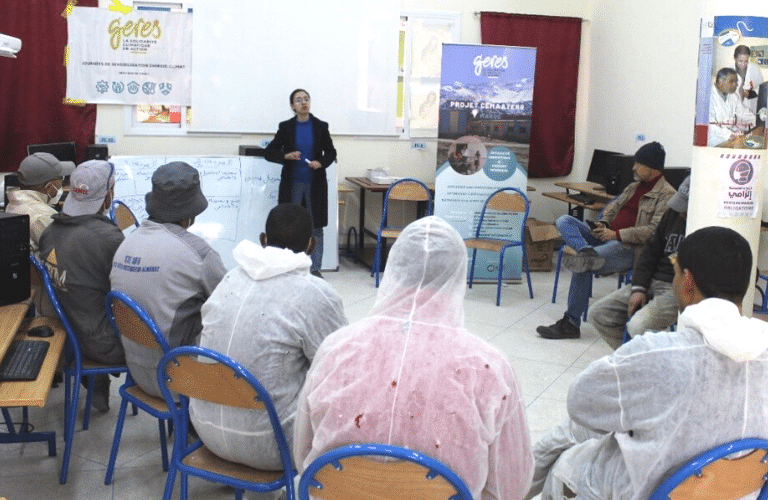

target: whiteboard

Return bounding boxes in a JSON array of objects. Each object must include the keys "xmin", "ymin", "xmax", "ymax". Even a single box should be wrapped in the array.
[
  {"xmin": 111, "ymin": 156, "xmax": 338, "ymax": 271},
  {"xmin": 190, "ymin": 0, "xmax": 400, "ymax": 135}
]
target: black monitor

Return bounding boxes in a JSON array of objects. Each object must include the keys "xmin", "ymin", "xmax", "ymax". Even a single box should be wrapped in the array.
[
  {"xmin": 757, "ymin": 81, "xmax": 768, "ymax": 128},
  {"xmin": 586, "ymin": 149, "xmax": 622, "ymax": 188},
  {"xmin": 664, "ymin": 168, "xmax": 690, "ymax": 190},
  {"xmin": 27, "ymin": 142, "xmax": 77, "ymax": 164}
]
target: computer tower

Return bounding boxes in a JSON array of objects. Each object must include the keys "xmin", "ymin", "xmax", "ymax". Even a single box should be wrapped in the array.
[
  {"xmin": 0, "ymin": 212, "xmax": 30, "ymax": 306},
  {"xmin": 604, "ymin": 154, "xmax": 636, "ymax": 196},
  {"xmin": 86, "ymin": 144, "xmax": 109, "ymax": 161}
]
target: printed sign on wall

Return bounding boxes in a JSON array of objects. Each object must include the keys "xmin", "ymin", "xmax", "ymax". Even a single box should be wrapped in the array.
[{"xmin": 66, "ymin": 7, "xmax": 192, "ymax": 105}]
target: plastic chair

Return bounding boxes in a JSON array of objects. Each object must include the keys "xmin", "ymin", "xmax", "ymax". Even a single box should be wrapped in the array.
[
  {"xmin": 298, "ymin": 443, "xmax": 473, "ymax": 500},
  {"xmin": 647, "ymin": 438, "xmax": 768, "ymax": 500},
  {"xmin": 110, "ymin": 200, "xmax": 140, "ymax": 231},
  {"xmin": 755, "ymin": 270, "xmax": 768, "ymax": 313},
  {"xmin": 29, "ymin": 254, "xmax": 130, "ymax": 484},
  {"xmin": 465, "ymin": 187, "xmax": 533, "ymax": 306},
  {"xmin": 104, "ymin": 290, "xmax": 175, "ymax": 485},
  {"xmin": 372, "ymin": 178, "xmax": 433, "ymax": 288},
  {"xmin": 157, "ymin": 346, "xmax": 297, "ymax": 500}
]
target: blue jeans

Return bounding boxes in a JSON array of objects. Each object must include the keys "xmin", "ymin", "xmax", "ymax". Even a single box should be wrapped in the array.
[
  {"xmin": 556, "ymin": 215, "xmax": 635, "ymax": 326},
  {"xmin": 290, "ymin": 182, "xmax": 324, "ymax": 272}
]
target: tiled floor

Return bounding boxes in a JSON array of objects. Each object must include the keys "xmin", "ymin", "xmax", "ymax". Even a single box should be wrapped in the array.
[{"xmin": 0, "ymin": 255, "xmax": 620, "ymax": 499}]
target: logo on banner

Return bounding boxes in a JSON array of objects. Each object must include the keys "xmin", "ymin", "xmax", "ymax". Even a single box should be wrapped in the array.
[
  {"xmin": 729, "ymin": 159, "xmax": 754, "ymax": 185},
  {"xmin": 473, "ymin": 54, "xmax": 509, "ymax": 76},
  {"xmin": 109, "ymin": 18, "xmax": 162, "ymax": 51}
]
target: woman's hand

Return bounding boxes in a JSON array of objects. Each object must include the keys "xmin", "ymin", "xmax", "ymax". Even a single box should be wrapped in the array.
[
  {"xmin": 285, "ymin": 151, "xmax": 301, "ymax": 161},
  {"xmin": 308, "ymin": 161, "xmax": 322, "ymax": 170}
]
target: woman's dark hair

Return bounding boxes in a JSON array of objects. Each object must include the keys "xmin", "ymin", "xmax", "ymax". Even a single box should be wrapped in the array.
[
  {"xmin": 677, "ymin": 226, "xmax": 752, "ymax": 304},
  {"xmin": 290, "ymin": 88, "xmax": 310, "ymax": 105}
]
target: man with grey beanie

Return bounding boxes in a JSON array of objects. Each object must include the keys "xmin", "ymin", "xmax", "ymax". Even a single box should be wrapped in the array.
[
  {"xmin": 536, "ymin": 142, "xmax": 676, "ymax": 340},
  {"xmin": 588, "ymin": 175, "xmax": 690, "ymax": 349},
  {"xmin": 110, "ymin": 162, "xmax": 226, "ymax": 398}
]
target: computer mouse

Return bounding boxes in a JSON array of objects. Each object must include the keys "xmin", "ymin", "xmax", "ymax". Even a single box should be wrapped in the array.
[{"xmin": 27, "ymin": 325, "xmax": 54, "ymax": 338}]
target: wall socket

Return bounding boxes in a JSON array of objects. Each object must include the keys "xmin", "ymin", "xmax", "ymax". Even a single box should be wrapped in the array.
[{"xmin": 411, "ymin": 142, "xmax": 427, "ymax": 150}]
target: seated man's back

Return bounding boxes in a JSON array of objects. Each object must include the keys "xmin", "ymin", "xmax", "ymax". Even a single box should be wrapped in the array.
[
  {"xmin": 294, "ymin": 216, "xmax": 534, "ymax": 500},
  {"xmin": 110, "ymin": 162, "xmax": 226, "ymax": 397},
  {"xmin": 191, "ymin": 203, "xmax": 347, "ymax": 470}
]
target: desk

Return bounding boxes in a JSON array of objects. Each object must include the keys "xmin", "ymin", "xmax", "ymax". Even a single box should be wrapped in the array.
[
  {"xmin": 717, "ymin": 126, "xmax": 766, "ymax": 149},
  {"xmin": 0, "ymin": 291, "xmax": 65, "ymax": 455},
  {"xmin": 542, "ymin": 181, "xmax": 613, "ymax": 220}
]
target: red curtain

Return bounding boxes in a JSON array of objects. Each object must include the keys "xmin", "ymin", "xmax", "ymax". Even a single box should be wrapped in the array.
[
  {"xmin": 0, "ymin": 0, "xmax": 97, "ymax": 173},
  {"xmin": 481, "ymin": 13, "xmax": 581, "ymax": 178}
]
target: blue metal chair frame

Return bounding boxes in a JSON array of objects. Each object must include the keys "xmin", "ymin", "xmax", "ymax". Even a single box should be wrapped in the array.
[
  {"xmin": 157, "ymin": 345, "xmax": 297, "ymax": 500},
  {"xmin": 104, "ymin": 290, "xmax": 174, "ymax": 485},
  {"xmin": 30, "ymin": 254, "xmax": 129, "ymax": 484},
  {"xmin": 298, "ymin": 443, "xmax": 473, "ymax": 500},
  {"xmin": 756, "ymin": 271, "xmax": 768, "ymax": 313},
  {"xmin": 109, "ymin": 200, "xmax": 140, "ymax": 230},
  {"xmin": 371, "ymin": 178, "xmax": 433, "ymax": 288},
  {"xmin": 466, "ymin": 187, "xmax": 533, "ymax": 306},
  {"xmin": 647, "ymin": 438, "xmax": 768, "ymax": 500}
]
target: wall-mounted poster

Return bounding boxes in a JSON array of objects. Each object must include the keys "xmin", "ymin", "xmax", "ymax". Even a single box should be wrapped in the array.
[
  {"xmin": 435, "ymin": 43, "xmax": 536, "ymax": 281},
  {"xmin": 66, "ymin": 7, "xmax": 192, "ymax": 105},
  {"xmin": 695, "ymin": 16, "xmax": 768, "ymax": 149}
]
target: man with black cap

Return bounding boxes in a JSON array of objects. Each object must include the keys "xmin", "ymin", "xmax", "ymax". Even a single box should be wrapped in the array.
[
  {"xmin": 110, "ymin": 162, "xmax": 226, "ymax": 398},
  {"xmin": 536, "ymin": 142, "xmax": 675, "ymax": 340},
  {"xmin": 6, "ymin": 152, "xmax": 71, "ymax": 253},
  {"xmin": 587, "ymin": 175, "xmax": 690, "ymax": 349},
  {"xmin": 39, "ymin": 160, "xmax": 125, "ymax": 412}
]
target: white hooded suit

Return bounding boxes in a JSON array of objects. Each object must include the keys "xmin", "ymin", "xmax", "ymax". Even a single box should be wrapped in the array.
[
  {"xmin": 294, "ymin": 216, "xmax": 534, "ymax": 500},
  {"xmin": 190, "ymin": 239, "xmax": 347, "ymax": 470}
]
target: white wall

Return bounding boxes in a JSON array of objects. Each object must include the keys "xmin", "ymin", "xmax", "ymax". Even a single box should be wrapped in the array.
[{"xmin": 95, "ymin": 0, "xmax": 768, "ymax": 244}]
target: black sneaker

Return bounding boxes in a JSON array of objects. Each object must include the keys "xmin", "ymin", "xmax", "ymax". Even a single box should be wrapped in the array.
[
  {"xmin": 536, "ymin": 316, "xmax": 581, "ymax": 339},
  {"xmin": 563, "ymin": 247, "xmax": 606, "ymax": 273}
]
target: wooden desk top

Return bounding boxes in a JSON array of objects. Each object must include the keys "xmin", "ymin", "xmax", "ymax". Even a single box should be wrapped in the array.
[
  {"xmin": 553, "ymin": 181, "xmax": 614, "ymax": 200},
  {"xmin": 542, "ymin": 191, "xmax": 607, "ymax": 211},
  {"xmin": 345, "ymin": 177, "xmax": 533, "ymax": 192},
  {"xmin": 0, "ymin": 292, "xmax": 35, "ymax": 361},
  {"xmin": 717, "ymin": 126, "xmax": 766, "ymax": 149},
  {"xmin": 0, "ymin": 293, "xmax": 65, "ymax": 408}
]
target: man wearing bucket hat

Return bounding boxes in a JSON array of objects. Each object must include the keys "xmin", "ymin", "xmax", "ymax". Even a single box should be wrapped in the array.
[
  {"xmin": 39, "ymin": 160, "xmax": 125, "ymax": 412},
  {"xmin": 588, "ymin": 175, "xmax": 690, "ymax": 349},
  {"xmin": 5, "ymin": 152, "xmax": 72, "ymax": 253},
  {"xmin": 110, "ymin": 162, "xmax": 226, "ymax": 398}
]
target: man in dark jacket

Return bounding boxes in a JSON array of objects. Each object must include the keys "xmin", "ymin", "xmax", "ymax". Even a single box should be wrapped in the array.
[{"xmin": 587, "ymin": 176, "xmax": 690, "ymax": 349}]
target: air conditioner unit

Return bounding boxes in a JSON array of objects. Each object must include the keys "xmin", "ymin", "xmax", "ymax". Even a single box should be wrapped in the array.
[{"xmin": 0, "ymin": 33, "xmax": 22, "ymax": 58}]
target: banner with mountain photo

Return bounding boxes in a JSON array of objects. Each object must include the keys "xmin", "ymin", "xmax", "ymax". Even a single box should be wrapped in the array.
[{"xmin": 435, "ymin": 43, "xmax": 535, "ymax": 282}]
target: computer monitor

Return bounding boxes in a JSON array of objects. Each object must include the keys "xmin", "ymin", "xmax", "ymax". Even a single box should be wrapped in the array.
[
  {"xmin": 756, "ymin": 81, "xmax": 768, "ymax": 128},
  {"xmin": 664, "ymin": 168, "xmax": 690, "ymax": 190},
  {"xmin": 586, "ymin": 149, "xmax": 622, "ymax": 188},
  {"xmin": 26, "ymin": 142, "xmax": 77, "ymax": 164}
]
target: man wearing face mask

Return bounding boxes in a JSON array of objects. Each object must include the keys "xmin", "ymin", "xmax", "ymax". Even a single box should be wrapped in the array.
[
  {"xmin": 5, "ymin": 152, "xmax": 71, "ymax": 254},
  {"xmin": 39, "ymin": 160, "xmax": 125, "ymax": 412}
]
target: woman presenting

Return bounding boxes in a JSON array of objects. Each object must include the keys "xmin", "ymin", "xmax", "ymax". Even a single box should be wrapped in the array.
[{"xmin": 265, "ymin": 89, "xmax": 337, "ymax": 277}]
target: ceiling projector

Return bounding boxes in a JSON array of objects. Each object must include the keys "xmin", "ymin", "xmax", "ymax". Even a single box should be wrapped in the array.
[{"xmin": 0, "ymin": 33, "xmax": 22, "ymax": 58}]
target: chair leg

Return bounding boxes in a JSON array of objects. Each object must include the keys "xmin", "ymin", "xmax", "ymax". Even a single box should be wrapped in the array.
[
  {"xmin": 374, "ymin": 236, "xmax": 382, "ymax": 288},
  {"xmin": 159, "ymin": 418, "xmax": 170, "ymax": 471},
  {"xmin": 105, "ymin": 397, "xmax": 130, "ymax": 484},
  {"xmin": 235, "ymin": 489, "xmax": 243, "ymax": 500},
  {"xmin": 552, "ymin": 247, "xmax": 564, "ymax": 303},
  {"xmin": 468, "ymin": 249, "xmax": 477, "ymax": 289},
  {"xmin": 82, "ymin": 373, "xmax": 94, "ymax": 430},
  {"xmin": 60, "ymin": 374, "xmax": 81, "ymax": 484},
  {"xmin": 496, "ymin": 250, "xmax": 504, "ymax": 306},
  {"xmin": 522, "ymin": 245, "xmax": 533, "ymax": 299}
]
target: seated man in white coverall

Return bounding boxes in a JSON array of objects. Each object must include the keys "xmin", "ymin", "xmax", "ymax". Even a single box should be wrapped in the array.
[
  {"xmin": 294, "ymin": 216, "xmax": 534, "ymax": 500},
  {"xmin": 191, "ymin": 203, "xmax": 348, "ymax": 472},
  {"xmin": 527, "ymin": 226, "xmax": 768, "ymax": 500}
]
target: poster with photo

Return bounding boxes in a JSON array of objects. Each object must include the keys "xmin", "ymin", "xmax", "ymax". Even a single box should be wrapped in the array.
[
  {"xmin": 435, "ymin": 43, "xmax": 536, "ymax": 281},
  {"xmin": 695, "ymin": 16, "xmax": 768, "ymax": 149}
]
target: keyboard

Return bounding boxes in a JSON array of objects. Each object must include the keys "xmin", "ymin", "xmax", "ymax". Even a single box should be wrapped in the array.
[
  {"xmin": 0, "ymin": 339, "xmax": 50, "ymax": 381},
  {"xmin": 569, "ymin": 193, "xmax": 596, "ymax": 205}
]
